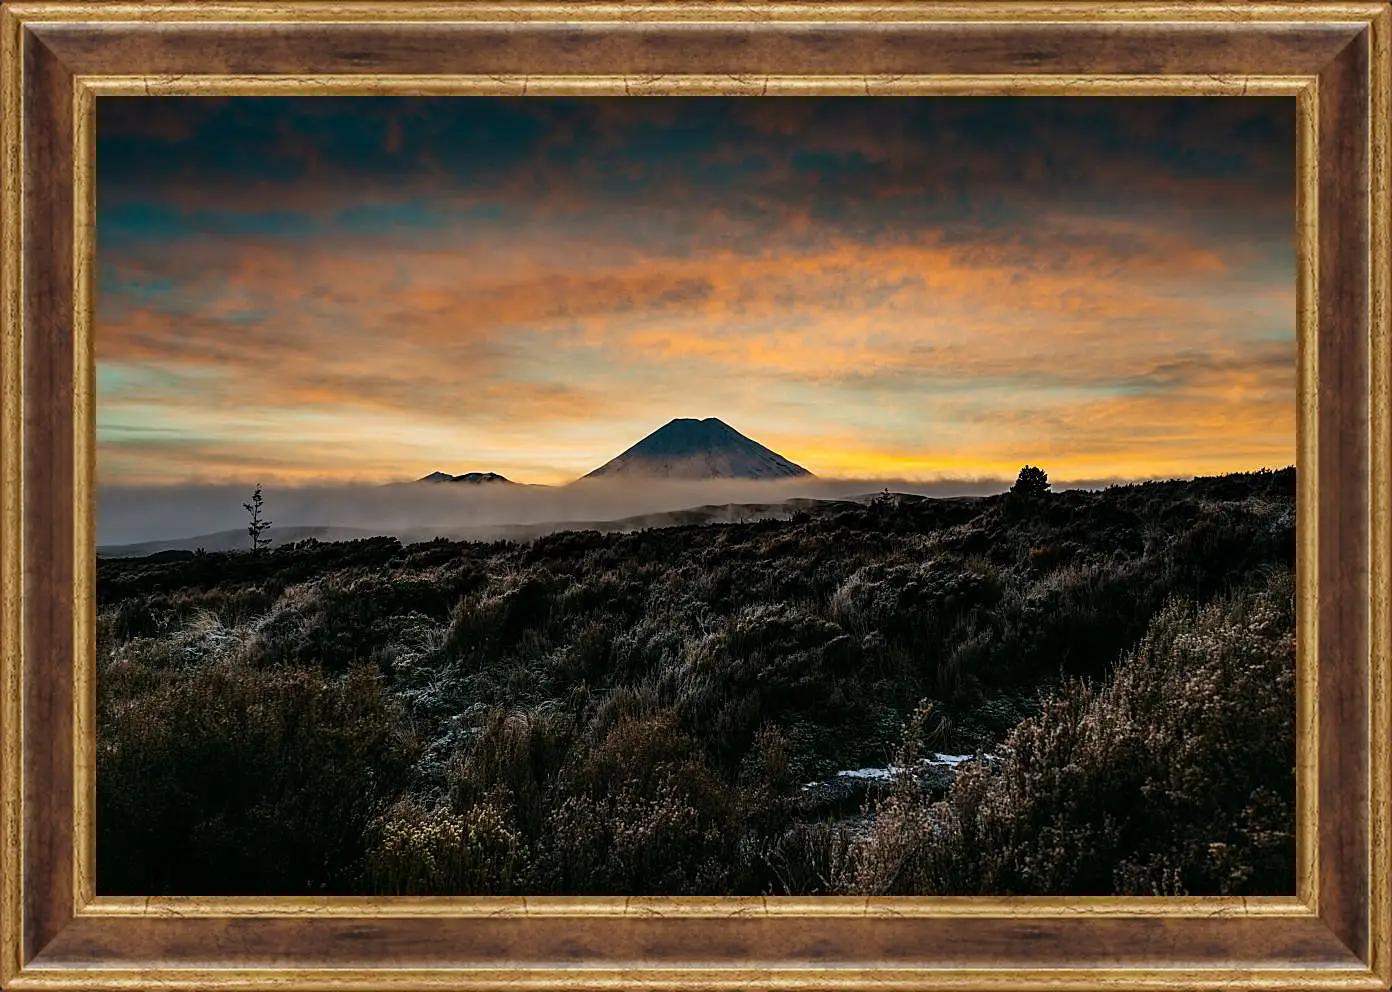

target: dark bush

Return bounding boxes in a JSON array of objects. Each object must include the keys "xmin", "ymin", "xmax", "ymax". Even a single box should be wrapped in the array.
[
  {"xmin": 844, "ymin": 572, "xmax": 1295, "ymax": 896},
  {"xmin": 97, "ymin": 660, "xmax": 420, "ymax": 895}
]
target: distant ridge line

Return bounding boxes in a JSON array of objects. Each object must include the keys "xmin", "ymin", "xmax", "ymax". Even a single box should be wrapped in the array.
[{"xmin": 417, "ymin": 471, "xmax": 514, "ymax": 485}]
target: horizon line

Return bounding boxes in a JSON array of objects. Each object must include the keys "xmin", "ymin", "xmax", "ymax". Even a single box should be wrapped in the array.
[{"xmin": 96, "ymin": 464, "xmax": 1299, "ymax": 492}]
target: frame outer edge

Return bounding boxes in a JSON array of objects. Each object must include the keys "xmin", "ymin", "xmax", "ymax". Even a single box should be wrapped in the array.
[
  {"xmin": 1, "ymin": 3, "xmax": 1384, "ymax": 988},
  {"xmin": 1, "ymin": 2, "xmax": 25, "ymax": 984},
  {"xmin": 0, "ymin": 1, "xmax": 1390, "ymax": 21},
  {"xmin": 3, "ymin": 965, "xmax": 1390, "ymax": 992},
  {"xmin": 1369, "ymin": 4, "xmax": 1391, "ymax": 984},
  {"xmin": 0, "ymin": 971, "xmax": 1383, "ymax": 992}
]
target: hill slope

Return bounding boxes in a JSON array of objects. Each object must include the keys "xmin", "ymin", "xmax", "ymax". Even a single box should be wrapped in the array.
[
  {"xmin": 94, "ymin": 468, "xmax": 1296, "ymax": 899},
  {"xmin": 417, "ymin": 471, "xmax": 515, "ymax": 485}
]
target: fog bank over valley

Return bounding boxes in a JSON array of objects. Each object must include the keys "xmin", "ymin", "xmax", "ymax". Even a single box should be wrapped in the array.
[{"xmin": 95, "ymin": 474, "xmax": 1140, "ymax": 552}]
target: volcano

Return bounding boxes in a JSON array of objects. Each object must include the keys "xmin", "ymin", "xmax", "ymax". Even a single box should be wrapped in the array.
[{"xmin": 581, "ymin": 418, "xmax": 814, "ymax": 481}]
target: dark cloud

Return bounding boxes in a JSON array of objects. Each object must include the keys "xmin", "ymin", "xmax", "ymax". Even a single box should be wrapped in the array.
[{"xmin": 98, "ymin": 97, "xmax": 1294, "ymax": 244}]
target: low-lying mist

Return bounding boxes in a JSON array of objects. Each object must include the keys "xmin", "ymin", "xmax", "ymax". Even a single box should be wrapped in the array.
[{"xmin": 96, "ymin": 474, "xmax": 1135, "ymax": 550}]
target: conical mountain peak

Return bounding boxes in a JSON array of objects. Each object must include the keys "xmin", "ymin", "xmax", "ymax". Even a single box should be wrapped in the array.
[{"xmin": 582, "ymin": 418, "xmax": 814, "ymax": 481}]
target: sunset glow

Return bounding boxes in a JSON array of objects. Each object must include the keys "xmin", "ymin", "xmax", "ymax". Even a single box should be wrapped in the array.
[{"xmin": 96, "ymin": 96, "xmax": 1296, "ymax": 487}]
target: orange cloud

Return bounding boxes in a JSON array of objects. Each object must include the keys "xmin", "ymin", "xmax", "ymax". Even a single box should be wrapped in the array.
[{"xmin": 96, "ymin": 98, "xmax": 1295, "ymax": 486}]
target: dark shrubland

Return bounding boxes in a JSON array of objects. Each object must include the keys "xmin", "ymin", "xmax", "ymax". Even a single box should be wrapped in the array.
[
  {"xmin": 95, "ymin": 469, "xmax": 1297, "ymax": 896},
  {"xmin": 843, "ymin": 570, "xmax": 1295, "ymax": 895}
]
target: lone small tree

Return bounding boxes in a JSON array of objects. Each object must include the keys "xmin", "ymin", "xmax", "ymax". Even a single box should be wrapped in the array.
[
  {"xmin": 243, "ymin": 483, "xmax": 272, "ymax": 552},
  {"xmin": 1011, "ymin": 465, "xmax": 1051, "ymax": 498}
]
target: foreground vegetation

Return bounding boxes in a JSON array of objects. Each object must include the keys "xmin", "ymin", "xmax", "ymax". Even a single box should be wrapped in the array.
[{"xmin": 96, "ymin": 469, "xmax": 1297, "ymax": 896}]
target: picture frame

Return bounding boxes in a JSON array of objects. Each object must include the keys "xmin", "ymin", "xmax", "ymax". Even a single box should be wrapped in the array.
[{"xmin": 1, "ymin": 1, "xmax": 1389, "ymax": 989}]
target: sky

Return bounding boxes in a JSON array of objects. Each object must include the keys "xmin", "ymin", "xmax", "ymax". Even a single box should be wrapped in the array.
[{"xmin": 96, "ymin": 96, "xmax": 1296, "ymax": 489}]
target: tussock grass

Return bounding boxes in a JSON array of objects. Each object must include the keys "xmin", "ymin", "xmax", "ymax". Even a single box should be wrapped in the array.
[
  {"xmin": 96, "ymin": 469, "xmax": 1296, "ymax": 896},
  {"xmin": 843, "ymin": 571, "xmax": 1295, "ymax": 896}
]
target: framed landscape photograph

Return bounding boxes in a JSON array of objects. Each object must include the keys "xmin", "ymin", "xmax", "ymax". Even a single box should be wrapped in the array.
[{"xmin": 1, "ymin": 2, "xmax": 1389, "ymax": 991}]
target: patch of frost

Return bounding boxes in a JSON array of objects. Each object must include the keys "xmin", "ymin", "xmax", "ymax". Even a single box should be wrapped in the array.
[
  {"xmin": 932, "ymin": 753, "xmax": 977, "ymax": 767},
  {"xmin": 837, "ymin": 766, "xmax": 900, "ymax": 781},
  {"xmin": 801, "ymin": 752, "xmax": 996, "ymax": 791}
]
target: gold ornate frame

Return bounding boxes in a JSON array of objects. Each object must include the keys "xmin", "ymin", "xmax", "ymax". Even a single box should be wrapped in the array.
[{"xmin": 0, "ymin": 1, "xmax": 1389, "ymax": 989}]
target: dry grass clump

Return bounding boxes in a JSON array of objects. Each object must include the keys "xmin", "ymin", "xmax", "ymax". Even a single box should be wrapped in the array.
[
  {"xmin": 364, "ymin": 799, "xmax": 525, "ymax": 895},
  {"xmin": 844, "ymin": 570, "xmax": 1295, "ymax": 896},
  {"xmin": 98, "ymin": 645, "xmax": 421, "ymax": 894}
]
